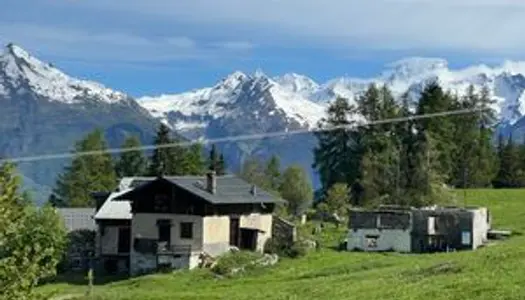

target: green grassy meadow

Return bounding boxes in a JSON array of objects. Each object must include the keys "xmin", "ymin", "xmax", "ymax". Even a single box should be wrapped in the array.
[{"xmin": 39, "ymin": 189, "xmax": 525, "ymax": 300}]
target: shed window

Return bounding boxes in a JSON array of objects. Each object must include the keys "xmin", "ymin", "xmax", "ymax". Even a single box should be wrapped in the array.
[
  {"xmin": 180, "ymin": 222, "xmax": 193, "ymax": 239},
  {"xmin": 365, "ymin": 235, "xmax": 378, "ymax": 248}
]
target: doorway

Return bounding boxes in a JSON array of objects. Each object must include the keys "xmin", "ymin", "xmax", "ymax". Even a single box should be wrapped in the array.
[
  {"xmin": 229, "ymin": 217, "xmax": 240, "ymax": 247},
  {"xmin": 239, "ymin": 229, "xmax": 258, "ymax": 251}
]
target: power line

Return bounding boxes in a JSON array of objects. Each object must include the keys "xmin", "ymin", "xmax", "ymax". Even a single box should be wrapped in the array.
[{"xmin": 0, "ymin": 107, "xmax": 488, "ymax": 164}]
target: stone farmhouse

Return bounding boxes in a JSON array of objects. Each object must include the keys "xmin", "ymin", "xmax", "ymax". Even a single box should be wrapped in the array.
[
  {"xmin": 347, "ymin": 205, "xmax": 491, "ymax": 253},
  {"xmin": 92, "ymin": 172, "xmax": 286, "ymax": 276}
]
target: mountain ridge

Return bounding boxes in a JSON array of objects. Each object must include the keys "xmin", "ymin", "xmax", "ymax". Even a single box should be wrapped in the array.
[{"xmin": 4, "ymin": 43, "xmax": 525, "ymax": 204}]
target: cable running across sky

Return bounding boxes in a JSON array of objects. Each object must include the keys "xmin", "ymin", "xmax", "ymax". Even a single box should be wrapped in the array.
[{"xmin": 0, "ymin": 107, "xmax": 489, "ymax": 164}]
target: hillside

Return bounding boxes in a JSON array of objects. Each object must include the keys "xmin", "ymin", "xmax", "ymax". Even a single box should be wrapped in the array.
[{"xmin": 40, "ymin": 189, "xmax": 525, "ymax": 300}]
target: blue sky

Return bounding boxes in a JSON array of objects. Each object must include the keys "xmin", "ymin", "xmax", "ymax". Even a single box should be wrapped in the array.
[{"xmin": 1, "ymin": 0, "xmax": 525, "ymax": 97}]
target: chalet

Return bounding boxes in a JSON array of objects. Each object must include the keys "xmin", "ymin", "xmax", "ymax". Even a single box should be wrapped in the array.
[
  {"xmin": 93, "ymin": 172, "xmax": 285, "ymax": 276},
  {"xmin": 347, "ymin": 205, "xmax": 491, "ymax": 253}
]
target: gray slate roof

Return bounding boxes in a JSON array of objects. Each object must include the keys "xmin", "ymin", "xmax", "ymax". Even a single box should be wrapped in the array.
[
  {"xmin": 94, "ymin": 189, "xmax": 133, "ymax": 220},
  {"xmin": 95, "ymin": 175, "xmax": 284, "ymax": 220},
  {"xmin": 114, "ymin": 175, "xmax": 284, "ymax": 204},
  {"xmin": 167, "ymin": 175, "xmax": 283, "ymax": 204},
  {"xmin": 57, "ymin": 208, "xmax": 96, "ymax": 232}
]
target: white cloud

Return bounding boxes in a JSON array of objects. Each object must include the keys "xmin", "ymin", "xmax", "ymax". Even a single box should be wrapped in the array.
[
  {"xmin": 213, "ymin": 41, "xmax": 255, "ymax": 51},
  {"xmin": 0, "ymin": 23, "xmax": 254, "ymax": 62},
  {"xmin": 70, "ymin": 0, "xmax": 525, "ymax": 55}
]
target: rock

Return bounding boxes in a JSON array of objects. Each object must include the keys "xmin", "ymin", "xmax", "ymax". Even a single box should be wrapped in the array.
[
  {"xmin": 302, "ymin": 239, "xmax": 317, "ymax": 249},
  {"xmin": 228, "ymin": 246, "xmax": 240, "ymax": 253},
  {"xmin": 255, "ymin": 254, "xmax": 279, "ymax": 267}
]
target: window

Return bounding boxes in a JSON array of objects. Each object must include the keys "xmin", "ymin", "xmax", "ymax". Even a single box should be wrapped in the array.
[
  {"xmin": 153, "ymin": 194, "xmax": 170, "ymax": 213},
  {"xmin": 180, "ymin": 222, "xmax": 193, "ymax": 239},
  {"xmin": 365, "ymin": 235, "xmax": 378, "ymax": 248}
]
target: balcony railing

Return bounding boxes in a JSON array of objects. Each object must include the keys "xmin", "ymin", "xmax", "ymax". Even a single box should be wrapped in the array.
[
  {"xmin": 156, "ymin": 242, "xmax": 191, "ymax": 255},
  {"xmin": 133, "ymin": 238, "xmax": 192, "ymax": 255}
]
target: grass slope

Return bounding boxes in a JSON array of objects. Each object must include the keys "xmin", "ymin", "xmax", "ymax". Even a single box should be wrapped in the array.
[{"xmin": 40, "ymin": 189, "xmax": 525, "ymax": 300}]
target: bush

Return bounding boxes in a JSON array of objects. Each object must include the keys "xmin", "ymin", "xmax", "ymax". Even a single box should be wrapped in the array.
[
  {"xmin": 211, "ymin": 251, "xmax": 262, "ymax": 276},
  {"xmin": 264, "ymin": 238, "xmax": 309, "ymax": 259},
  {"xmin": 286, "ymin": 241, "xmax": 308, "ymax": 258}
]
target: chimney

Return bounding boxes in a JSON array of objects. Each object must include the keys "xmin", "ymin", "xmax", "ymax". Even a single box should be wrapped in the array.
[
  {"xmin": 250, "ymin": 184, "xmax": 257, "ymax": 196},
  {"xmin": 206, "ymin": 171, "xmax": 217, "ymax": 194}
]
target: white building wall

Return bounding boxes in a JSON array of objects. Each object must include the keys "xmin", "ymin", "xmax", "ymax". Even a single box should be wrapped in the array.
[
  {"xmin": 130, "ymin": 213, "xmax": 204, "ymax": 275},
  {"xmin": 347, "ymin": 229, "xmax": 412, "ymax": 253},
  {"xmin": 471, "ymin": 208, "xmax": 490, "ymax": 249},
  {"xmin": 240, "ymin": 213, "xmax": 273, "ymax": 252}
]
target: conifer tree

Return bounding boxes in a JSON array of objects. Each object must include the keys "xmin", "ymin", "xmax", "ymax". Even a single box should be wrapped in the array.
[
  {"xmin": 313, "ymin": 97, "xmax": 360, "ymax": 193},
  {"xmin": 115, "ymin": 135, "xmax": 148, "ymax": 177},
  {"xmin": 209, "ymin": 144, "xmax": 218, "ymax": 171},
  {"xmin": 208, "ymin": 144, "xmax": 227, "ymax": 175},
  {"xmin": 217, "ymin": 154, "xmax": 226, "ymax": 175},
  {"xmin": 148, "ymin": 123, "xmax": 174, "ymax": 176},
  {"xmin": 53, "ymin": 129, "xmax": 117, "ymax": 207},
  {"xmin": 415, "ymin": 80, "xmax": 457, "ymax": 181},
  {"xmin": 184, "ymin": 143, "xmax": 207, "ymax": 175}
]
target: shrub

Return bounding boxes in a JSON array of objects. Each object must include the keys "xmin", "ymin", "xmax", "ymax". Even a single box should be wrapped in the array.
[
  {"xmin": 286, "ymin": 241, "xmax": 308, "ymax": 258},
  {"xmin": 211, "ymin": 251, "xmax": 262, "ymax": 276}
]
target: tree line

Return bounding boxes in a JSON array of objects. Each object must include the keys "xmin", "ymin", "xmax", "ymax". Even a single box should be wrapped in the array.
[
  {"xmin": 50, "ymin": 124, "xmax": 227, "ymax": 208},
  {"xmin": 312, "ymin": 81, "xmax": 501, "ymax": 212}
]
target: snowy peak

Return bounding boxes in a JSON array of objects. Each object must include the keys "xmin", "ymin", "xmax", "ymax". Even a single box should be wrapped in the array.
[
  {"xmin": 217, "ymin": 71, "xmax": 248, "ymax": 90},
  {"xmin": 0, "ymin": 43, "xmax": 128, "ymax": 104},
  {"xmin": 274, "ymin": 73, "xmax": 319, "ymax": 95},
  {"xmin": 381, "ymin": 57, "xmax": 448, "ymax": 82}
]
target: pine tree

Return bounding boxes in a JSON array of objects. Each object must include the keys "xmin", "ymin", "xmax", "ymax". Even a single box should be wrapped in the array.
[
  {"xmin": 355, "ymin": 84, "xmax": 400, "ymax": 206},
  {"xmin": 148, "ymin": 123, "xmax": 174, "ymax": 176},
  {"xmin": 209, "ymin": 144, "xmax": 218, "ymax": 171},
  {"xmin": 494, "ymin": 135, "xmax": 522, "ymax": 187},
  {"xmin": 115, "ymin": 135, "xmax": 148, "ymax": 177},
  {"xmin": 313, "ymin": 97, "xmax": 360, "ymax": 193},
  {"xmin": 208, "ymin": 144, "xmax": 227, "ymax": 175},
  {"xmin": 416, "ymin": 80, "xmax": 457, "ymax": 182},
  {"xmin": 265, "ymin": 155, "xmax": 281, "ymax": 190},
  {"xmin": 53, "ymin": 129, "xmax": 117, "ymax": 207},
  {"xmin": 184, "ymin": 143, "xmax": 206, "ymax": 175},
  {"xmin": 148, "ymin": 124, "xmax": 190, "ymax": 176},
  {"xmin": 217, "ymin": 154, "xmax": 226, "ymax": 175}
]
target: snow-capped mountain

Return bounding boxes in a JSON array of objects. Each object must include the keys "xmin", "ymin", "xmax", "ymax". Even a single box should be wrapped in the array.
[
  {"xmin": 0, "ymin": 43, "xmax": 128, "ymax": 104},
  {"xmin": 139, "ymin": 57, "xmax": 525, "ymax": 133},
  {"xmin": 140, "ymin": 70, "xmax": 326, "ymax": 136},
  {"xmin": 138, "ymin": 57, "xmax": 525, "ymax": 187},
  {"xmin": 4, "ymin": 42, "xmax": 525, "ymax": 203},
  {"xmin": 0, "ymin": 44, "xmax": 161, "ymax": 205}
]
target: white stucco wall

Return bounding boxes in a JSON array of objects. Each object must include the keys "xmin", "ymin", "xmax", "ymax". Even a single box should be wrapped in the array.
[
  {"xmin": 202, "ymin": 213, "xmax": 274, "ymax": 255},
  {"xmin": 240, "ymin": 213, "xmax": 273, "ymax": 252},
  {"xmin": 202, "ymin": 215, "xmax": 230, "ymax": 256},
  {"xmin": 471, "ymin": 208, "xmax": 490, "ymax": 249},
  {"xmin": 130, "ymin": 213, "xmax": 204, "ymax": 275},
  {"xmin": 131, "ymin": 213, "xmax": 204, "ymax": 250},
  {"xmin": 347, "ymin": 229, "xmax": 412, "ymax": 253}
]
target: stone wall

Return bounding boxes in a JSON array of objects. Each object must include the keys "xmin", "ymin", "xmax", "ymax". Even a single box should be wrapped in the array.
[{"xmin": 272, "ymin": 216, "xmax": 296, "ymax": 246}]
